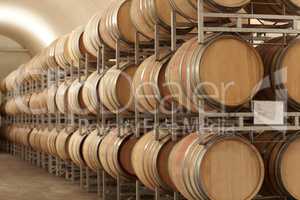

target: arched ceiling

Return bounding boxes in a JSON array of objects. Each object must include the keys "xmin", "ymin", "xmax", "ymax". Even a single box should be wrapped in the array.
[{"xmin": 0, "ymin": 0, "xmax": 112, "ymax": 54}]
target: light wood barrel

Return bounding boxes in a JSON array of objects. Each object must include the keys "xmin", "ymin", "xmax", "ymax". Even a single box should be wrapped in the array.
[
  {"xmin": 166, "ymin": 35, "xmax": 264, "ymax": 112},
  {"xmin": 256, "ymin": 36, "xmax": 300, "ymax": 110},
  {"xmin": 99, "ymin": 0, "xmax": 147, "ymax": 51},
  {"xmin": 56, "ymin": 127, "xmax": 77, "ymax": 161},
  {"xmin": 99, "ymin": 128, "xmax": 137, "ymax": 180},
  {"xmin": 46, "ymin": 128, "xmax": 60, "ymax": 156},
  {"xmin": 29, "ymin": 128, "xmax": 39, "ymax": 150},
  {"xmin": 56, "ymin": 80, "xmax": 72, "ymax": 114},
  {"xmin": 169, "ymin": 133, "xmax": 264, "ymax": 200},
  {"xmin": 39, "ymin": 128, "xmax": 50, "ymax": 153},
  {"xmin": 13, "ymin": 94, "xmax": 31, "ymax": 114},
  {"xmin": 254, "ymin": 132, "xmax": 300, "ymax": 199},
  {"xmin": 29, "ymin": 90, "xmax": 48, "ymax": 115},
  {"xmin": 131, "ymin": 130, "xmax": 178, "ymax": 191},
  {"xmin": 83, "ymin": 13, "xmax": 102, "ymax": 58},
  {"xmin": 68, "ymin": 128, "xmax": 89, "ymax": 167},
  {"xmin": 67, "ymin": 26, "xmax": 85, "ymax": 66},
  {"xmin": 82, "ymin": 72, "xmax": 103, "ymax": 115},
  {"xmin": 99, "ymin": 63, "xmax": 137, "ymax": 114},
  {"xmin": 55, "ymin": 35, "xmax": 72, "ymax": 69},
  {"xmin": 169, "ymin": 0, "xmax": 250, "ymax": 21},
  {"xmin": 43, "ymin": 39, "xmax": 59, "ymax": 69},
  {"xmin": 130, "ymin": 0, "xmax": 193, "ymax": 39},
  {"xmin": 245, "ymin": 0, "xmax": 300, "ymax": 17},
  {"xmin": 68, "ymin": 78, "xmax": 89, "ymax": 115},
  {"xmin": 47, "ymin": 84, "xmax": 57, "ymax": 114},
  {"xmin": 82, "ymin": 129, "xmax": 103, "ymax": 172},
  {"xmin": 133, "ymin": 52, "xmax": 172, "ymax": 114}
]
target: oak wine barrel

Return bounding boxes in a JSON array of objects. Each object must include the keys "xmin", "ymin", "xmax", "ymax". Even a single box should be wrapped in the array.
[
  {"xmin": 245, "ymin": 0, "xmax": 300, "ymax": 17},
  {"xmin": 99, "ymin": 63, "xmax": 137, "ymax": 114},
  {"xmin": 256, "ymin": 36, "xmax": 300, "ymax": 110},
  {"xmin": 133, "ymin": 52, "xmax": 172, "ymax": 114},
  {"xmin": 169, "ymin": 133, "xmax": 264, "ymax": 200},
  {"xmin": 131, "ymin": 129, "xmax": 178, "ymax": 191},
  {"xmin": 166, "ymin": 34, "xmax": 264, "ymax": 112},
  {"xmin": 99, "ymin": 128, "xmax": 138, "ymax": 180},
  {"xmin": 130, "ymin": 0, "xmax": 194, "ymax": 40},
  {"xmin": 254, "ymin": 132, "xmax": 300, "ymax": 199},
  {"xmin": 82, "ymin": 129, "xmax": 104, "ymax": 172},
  {"xmin": 169, "ymin": 0, "xmax": 251, "ymax": 21},
  {"xmin": 55, "ymin": 127, "xmax": 77, "ymax": 161}
]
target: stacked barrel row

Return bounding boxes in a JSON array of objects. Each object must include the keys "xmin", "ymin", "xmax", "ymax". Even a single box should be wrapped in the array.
[
  {"xmin": 2, "ymin": 125, "xmax": 300, "ymax": 200},
  {"xmin": 3, "ymin": 32, "xmax": 300, "ymax": 115}
]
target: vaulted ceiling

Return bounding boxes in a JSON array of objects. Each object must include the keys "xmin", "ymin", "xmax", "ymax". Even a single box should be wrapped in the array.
[{"xmin": 0, "ymin": 0, "xmax": 112, "ymax": 79}]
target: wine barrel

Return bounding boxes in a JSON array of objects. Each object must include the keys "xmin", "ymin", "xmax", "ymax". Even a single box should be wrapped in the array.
[
  {"xmin": 43, "ymin": 39, "xmax": 59, "ymax": 69},
  {"xmin": 56, "ymin": 127, "xmax": 77, "ymax": 161},
  {"xmin": 55, "ymin": 35, "xmax": 72, "ymax": 69},
  {"xmin": 99, "ymin": 128, "xmax": 137, "ymax": 179},
  {"xmin": 83, "ymin": 13, "xmax": 102, "ymax": 58},
  {"xmin": 68, "ymin": 128, "xmax": 89, "ymax": 167},
  {"xmin": 46, "ymin": 128, "xmax": 60, "ymax": 156},
  {"xmin": 245, "ymin": 0, "xmax": 300, "ymax": 17},
  {"xmin": 166, "ymin": 35, "xmax": 264, "ymax": 112},
  {"xmin": 99, "ymin": 63, "xmax": 137, "ymax": 114},
  {"xmin": 68, "ymin": 78, "xmax": 89, "ymax": 115},
  {"xmin": 130, "ymin": 0, "xmax": 193, "ymax": 40},
  {"xmin": 29, "ymin": 90, "xmax": 48, "ymax": 115},
  {"xmin": 82, "ymin": 71, "xmax": 103, "ymax": 115},
  {"xmin": 14, "ymin": 94, "xmax": 31, "ymax": 115},
  {"xmin": 47, "ymin": 84, "xmax": 57, "ymax": 114},
  {"xmin": 133, "ymin": 52, "xmax": 172, "ymax": 114},
  {"xmin": 254, "ymin": 132, "xmax": 300, "ymax": 199},
  {"xmin": 256, "ymin": 36, "xmax": 300, "ymax": 110},
  {"xmin": 67, "ymin": 26, "xmax": 85, "ymax": 66},
  {"xmin": 56, "ymin": 80, "xmax": 72, "ymax": 114},
  {"xmin": 131, "ymin": 129, "xmax": 178, "ymax": 191},
  {"xmin": 169, "ymin": 0, "xmax": 250, "ymax": 21},
  {"xmin": 82, "ymin": 129, "xmax": 103, "ymax": 172},
  {"xmin": 169, "ymin": 133, "xmax": 264, "ymax": 200},
  {"xmin": 99, "ymin": 0, "xmax": 147, "ymax": 51},
  {"xmin": 29, "ymin": 128, "xmax": 39, "ymax": 150},
  {"xmin": 39, "ymin": 128, "xmax": 50, "ymax": 153}
]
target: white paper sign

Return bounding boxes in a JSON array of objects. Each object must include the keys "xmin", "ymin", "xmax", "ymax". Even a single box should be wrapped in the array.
[{"xmin": 253, "ymin": 101, "xmax": 284, "ymax": 125}]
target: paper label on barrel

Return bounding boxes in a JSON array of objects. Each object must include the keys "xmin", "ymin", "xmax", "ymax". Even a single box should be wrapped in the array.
[{"xmin": 253, "ymin": 101, "xmax": 284, "ymax": 125}]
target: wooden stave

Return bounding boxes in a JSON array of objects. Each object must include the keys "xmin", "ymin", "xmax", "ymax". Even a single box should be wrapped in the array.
[
  {"xmin": 98, "ymin": 128, "xmax": 137, "ymax": 180},
  {"xmin": 169, "ymin": 133, "xmax": 264, "ymax": 200}
]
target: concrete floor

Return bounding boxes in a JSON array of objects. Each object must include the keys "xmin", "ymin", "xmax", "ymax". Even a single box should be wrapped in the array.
[{"xmin": 0, "ymin": 153, "xmax": 98, "ymax": 200}]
